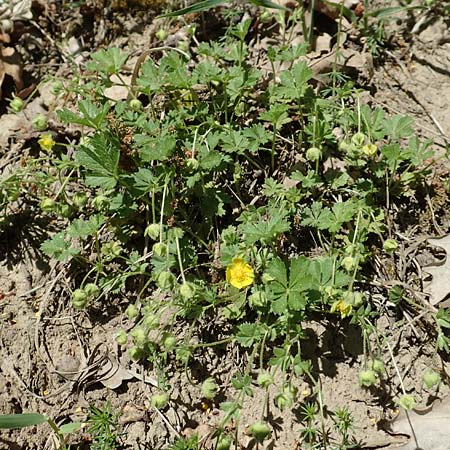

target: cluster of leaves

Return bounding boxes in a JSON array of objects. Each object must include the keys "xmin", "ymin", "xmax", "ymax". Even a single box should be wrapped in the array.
[{"xmin": 8, "ymin": 7, "xmax": 445, "ymax": 448}]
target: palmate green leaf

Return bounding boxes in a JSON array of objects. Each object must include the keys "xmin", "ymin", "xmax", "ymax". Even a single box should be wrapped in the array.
[
  {"xmin": 437, "ymin": 309, "xmax": 450, "ymax": 329},
  {"xmin": 276, "ymin": 61, "xmax": 313, "ymax": 100},
  {"xmin": 137, "ymin": 59, "xmax": 163, "ymax": 93},
  {"xmin": 58, "ymin": 100, "xmax": 110, "ymax": 130},
  {"xmin": 301, "ymin": 201, "xmax": 334, "ymax": 231},
  {"xmin": 41, "ymin": 232, "xmax": 80, "ymax": 262},
  {"xmin": 240, "ymin": 210, "xmax": 290, "ymax": 245},
  {"xmin": 236, "ymin": 322, "xmax": 266, "ymax": 347},
  {"xmin": 384, "ymin": 115, "xmax": 413, "ymax": 140},
  {"xmin": 360, "ymin": 105, "xmax": 385, "ymax": 140},
  {"xmin": 129, "ymin": 167, "xmax": 164, "ymax": 196},
  {"xmin": 87, "ymin": 47, "xmax": 128, "ymax": 75},
  {"xmin": 199, "ymin": 149, "xmax": 231, "ymax": 171},
  {"xmin": 0, "ymin": 413, "xmax": 48, "ymax": 429},
  {"xmin": 76, "ymin": 132, "xmax": 120, "ymax": 189},
  {"xmin": 161, "ymin": 52, "xmax": 190, "ymax": 89},
  {"xmin": 220, "ymin": 129, "xmax": 249, "ymax": 154},
  {"xmin": 135, "ymin": 134, "xmax": 176, "ymax": 162},
  {"xmin": 159, "ymin": 0, "xmax": 287, "ymax": 18},
  {"xmin": 67, "ymin": 214, "xmax": 105, "ymax": 238},
  {"xmin": 266, "ymin": 256, "xmax": 308, "ymax": 314}
]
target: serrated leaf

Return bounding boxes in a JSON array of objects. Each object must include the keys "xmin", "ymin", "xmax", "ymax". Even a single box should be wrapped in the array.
[
  {"xmin": 276, "ymin": 60, "xmax": 313, "ymax": 100},
  {"xmin": 41, "ymin": 232, "xmax": 79, "ymax": 262},
  {"xmin": 236, "ymin": 322, "xmax": 265, "ymax": 347},
  {"xmin": 137, "ymin": 59, "xmax": 163, "ymax": 93},
  {"xmin": 129, "ymin": 167, "xmax": 164, "ymax": 196},
  {"xmin": 384, "ymin": 115, "xmax": 413, "ymax": 140},
  {"xmin": 240, "ymin": 210, "xmax": 290, "ymax": 245},
  {"xmin": 135, "ymin": 134, "xmax": 176, "ymax": 162},
  {"xmin": 87, "ymin": 47, "xmax": 128, "ymax": 75},
  {"xmin": 76, "ymin": 132, "xmax": 120, "ymax": 189},
  {"xmin": 199, "ymin": 150, "xmax": 230, "ymax": 171},
  {"xmin": 67, "ymin": 215, "xmax": 105, "ymax": 238},
  {"xmin": 301, "ymin": 201, "xmax": 334, "ymax": 231},
  {"xmin": 58, "ymin": 100, "xmax": 110, "ymax": 130}
]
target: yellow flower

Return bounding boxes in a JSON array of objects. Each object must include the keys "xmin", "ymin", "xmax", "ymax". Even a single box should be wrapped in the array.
[
  {"xmin": 38, "ymin": 133, "xmax": 56, "ymax": 152},
  {"xmin": 226, "ymin": 257, "xmax": 254, "ymax": 289},
  {"xmin": 331, "ymin": 299, "xmax": 352, "ymax": 319}
]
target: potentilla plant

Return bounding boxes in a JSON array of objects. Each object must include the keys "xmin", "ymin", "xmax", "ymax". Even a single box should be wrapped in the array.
[{"xmin": 7, "ymin": 6, "xmax": 441, "ymax": 444}]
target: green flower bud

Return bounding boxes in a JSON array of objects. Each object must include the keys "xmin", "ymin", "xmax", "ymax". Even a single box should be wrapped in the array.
[
  {"xmin": 172, "ymin": 227, "xmax": 184, "ymax": 239},
  {"xmin": 353, "ymin": 291, "xmax": 364, "ymax": 307},
  {"xmin": 201, "ymin": 377, "xmax": 218, "ymax": 399},
  {"xmin": 32, "ymin": 114, "xmax": 48, "ymax": 131},
  {"xmin": 128, "ymin": 346, "xmax": 143, "ymax": 361},
  {"xmin": 40, "ymin": 197, "xmax": 56, "ymax": 212},
  {"xmin": 248, "ymin": 291, "xmax": 268, "ymax": 308},
  {"xmin": 383, "ymin": 239, "xmax": 398, "ymax": 253},
  {"xmin": 177, "ymin": 40, "xmax": 189, "ymax": 52},
  {"xmin": 398, "ymin": 394, "xmax": 416, "ymax": 411},
  {"xmin": 131, "ymin": 325, "xmax": 148, "ymax": 347},
  {"xmin": 51, "ymin": 81, "xmax": 63, "ymax": 95},
  {"xmin": 368, "ymin": 359, "xmax": 385, "ymax": 375},
  {"xmin": 72, "ymin": 289, "xmax": 88, "ymax": 309},
  {"xmin": 10, "ymin": 96, "xmax": 23, "ymax": 113},
  {"xmin": 84, "ymin": 283, "xmax": 100, "ymax": 298},
  {"xmin": 186, "ymin": 24, "xmax": 196, "ymax": 36},
  {"xmin": 102, "ymin": 241, "xmax": 122, "ymax": 258},
  {"xmin": 423, "ymin": 369, "xmax": 441, "ymax": 389},
  {"xmin": 162, "ymin": 333, "xmax": 177, "ymax": 351},
  {"xmin": 351, "ymin": 132, "xmax": 366, "ymax": 147},
  {"xmin": 155, "ymin": 29, "xmax": 169, "ymax": 41},
  {"xmin": 338, "ymin": 140, "xmax": 350, "ymax": 151},
  {"xmin": 57, "ymin": 203, "xmax": 71, "ymax": 218},
  {"xmin": 248, "ymin": 422, "xmax": 271, "ymax": 443},
  {"xmin": 72, "ymin": 192, "xmax": 88, "ymax": 209},
  {"xmin": 359, "ymin": 369, "xmax": 377, "ymax": 387},
  {"xmin": 151, "ymin": 392, "xmax": 169, "ymax": 409},
  {"xmin": 152, "ymin": 242, "xmax": 167, "ymax": 257},
  {"xmin": 125, "ymin": 304, "xmax": 139, "ymax": 320},
  {"xmin": 145, "ymin": 223, "xmax": 160, "ymax": 240},
  {"xmin": 305, "ymin": 146, "xmax": 322, "ymax": 162},
  {"xmin": 260, "ymin": 10, "xmax": 271, "ymax": 23},
  {"xmin": 257, "ymin": 372, "xmax": 273, "ymax": 388},
  {"xmin": 179, "ymin": 282, "xmax": 196, "ymax": 299},
  {"xmin": 342, "ymin": 256, "xmax": 356, "ymax": 272},
  {"xmin": 275, "ymin": 385, "xmax": 296, "ymax": 411},
  {"xmin": 129, "ymin": 98, "xmax": 142, "ymax": 111},
  {"xmin": 216, "ymin": 435, "xmax": 232, "ymax": 450},
  {"xmin": 261, "ymin": 272, "xmax": 275, "ymax": 284},
  {"xmin": 115, "ymin": 329, "xmax": 128, "ymax": 346},
  {"xmin": 92, "ymin": 194, "xmax": 109, "ymax": 210},
  {"xmin": 143, "ymin": 313, "xmax": 159, "ymax": 330},
  {"xmin": 185, "ymin": 158, "xmax": 199, "ymax": 171},
  {"xmin": 156, "ymin": 271, "xmax": 175, "ymax": 290}
]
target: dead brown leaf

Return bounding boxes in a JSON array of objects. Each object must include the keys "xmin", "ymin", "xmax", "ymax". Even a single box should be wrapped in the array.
[
  {"xmin": 0, "ymin": 43, "xmax": 23, "ymax": 99},
  {"xmin": 423, "ymin": 235, "xmax": 450, "ymax": 305}
]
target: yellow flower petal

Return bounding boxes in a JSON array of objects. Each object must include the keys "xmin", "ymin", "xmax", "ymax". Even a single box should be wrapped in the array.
[
  {"xmin": 331, "ymin": 299, "xmax": 352, "ymax": 319},
  {"xmin": 38, "ymin": 133, "xmax": 56, "ymax": 152},
  {"xmin": 226, "ymin": 257, "xmax": 254, "ymax": 289}
]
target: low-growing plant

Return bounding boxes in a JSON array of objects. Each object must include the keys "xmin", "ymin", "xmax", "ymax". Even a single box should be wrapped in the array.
[{"xmin": 5, "ymin": 3, "xmax": 447, "ymax": 446}]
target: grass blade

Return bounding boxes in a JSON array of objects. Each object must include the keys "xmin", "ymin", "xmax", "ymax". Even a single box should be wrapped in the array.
[
  {"xmin": 0, "ymin": 413, "xmax": 48, "ymax": 429},
  {"xmin": 158, "ymin": 0, "xmax": 227, "ymax": 17}
]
